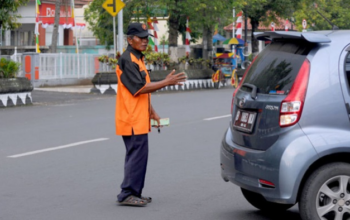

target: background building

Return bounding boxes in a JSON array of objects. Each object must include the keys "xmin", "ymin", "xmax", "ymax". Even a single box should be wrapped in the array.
[{"xmin": 0, "ymin": 0, "xmax": 93, "ymax": 54}]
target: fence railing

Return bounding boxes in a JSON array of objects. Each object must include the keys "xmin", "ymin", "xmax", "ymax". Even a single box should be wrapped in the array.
[
  {"xmin": 38, "ymin": 53, "xmax": 100, "ymax": 79},
  {"xmin": 1, "ymin": 53, "xmax": 171, "ymax": 80},
  {"xmin": 99, "ymin": 62, "xmax": 115, "ymax": 72}
]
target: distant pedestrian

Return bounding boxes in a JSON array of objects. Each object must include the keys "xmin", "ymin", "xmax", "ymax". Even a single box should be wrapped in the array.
[{"xmin": 115, "ymin": 23, "xmax": 186, "ymax": 206}]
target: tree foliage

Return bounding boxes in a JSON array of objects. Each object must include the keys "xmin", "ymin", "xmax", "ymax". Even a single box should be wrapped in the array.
[
  {"xmin": 293, "ymin": 0, "xmax": 350, "ymax": 31},
  {"xmin": 84, "ymin": 0, "xmax": 140, "ymax": 46},
  {"xmin": 0, "ymin": 57, "xmax": 20, "ymax": 78},
  {"xmin": 189, "ymin": 0, "xmax": 233, "ymax": 29},
  {"xmin": 50, "ymin": 0, "xmax": 61, "ymax": 53},
  {"xmin": 233, "ymin": 0, "xmax": 302, "ymax": 53},
  {"xmin": 85, "ymin": 0, "xmax": 233, "ymax": 52},
  {"xmin": 0, "ymin": 0, "xmax": 29, "ymax": 29},
  {"xmin": 85, "ymin": 0, "xmax": 321, "ymax": 55},
  {"xmin": 84, "ymin": 0, "xmax": 114, "ymax": 46},
  {"xmin": 187, "ymin": 0, "xmax": 233, "ymax": 58}
]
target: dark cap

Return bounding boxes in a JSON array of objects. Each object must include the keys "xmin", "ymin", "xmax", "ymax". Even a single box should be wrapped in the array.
[{"xmin": 126, "ymin": 23, "xmax": 154, "ymax": 38}]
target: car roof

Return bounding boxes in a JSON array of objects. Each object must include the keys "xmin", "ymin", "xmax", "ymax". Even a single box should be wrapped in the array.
[
  {"xmin": 255, "ymin": 30, "xmax": 350, "ymax": 45},
  {"xmin": 254, "ymin": 31, "xmax": 332, "ymax": 43}
]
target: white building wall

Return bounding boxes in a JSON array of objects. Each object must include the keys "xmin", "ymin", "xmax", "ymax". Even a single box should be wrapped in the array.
[
  {"xmin": 17, "ymin": 2, "xmax": 64, "ymax": 46},
  {"xmin": 156, "ymin": 19, "xmax": 183, "ymax": 46},
  {"xmin": 5, "ymin": 30, "xmax": 11, "ymax": 46},
  {"xmin": 74, "ymin": 6, "xmax": 94, "ymax": 38},
  {"xmin": 58, "ymin": 26, "xmax": 64, "ymax": 45},
  {"xmin": 18, "ymin": 2, "xmax": 36, "ymax": 24},
  {"xmin": 45, "ymin": 26, "xmax": 53, "ymax": 46},
  {"xmin": 43, "ymin": 26, "xmax": 63, "ymax": 46}
]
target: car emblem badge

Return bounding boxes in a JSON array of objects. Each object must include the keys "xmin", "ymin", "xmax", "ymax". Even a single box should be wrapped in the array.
[{"xmin": 239, "ymin": 98, "xmax": 245, "ymax": 108}]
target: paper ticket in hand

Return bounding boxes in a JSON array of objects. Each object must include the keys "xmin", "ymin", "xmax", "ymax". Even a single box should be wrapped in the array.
[{"xmin": 151, "ymin": 118, "xmax": 170, "ymax": 126}]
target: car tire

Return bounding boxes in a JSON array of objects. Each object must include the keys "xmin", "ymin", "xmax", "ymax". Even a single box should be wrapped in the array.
[
  {"xmin": 241, "ymin": 188, "xmax": 294, "ymax": 212},
  {"xmin": 299, "ymin": 162, "xmax": 350, "ymax": 220}
]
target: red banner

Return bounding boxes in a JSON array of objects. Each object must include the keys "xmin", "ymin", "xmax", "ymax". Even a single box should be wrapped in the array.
[{"xmin": 40, "ymin": 3, "xmax": 74, "ymax": 25}]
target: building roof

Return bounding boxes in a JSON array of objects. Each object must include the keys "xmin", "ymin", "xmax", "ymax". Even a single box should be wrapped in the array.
[
  {"xmin": 30, "ymin": 0, "xmax": 93, "ymax": 8},
  {"xmin": 224, "ymin": 17, "xmax": 296, "ymax": 31}
]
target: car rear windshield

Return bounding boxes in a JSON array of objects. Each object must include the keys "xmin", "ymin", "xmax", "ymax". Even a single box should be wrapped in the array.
[{"xmin": 242, "ymin": 40, "xmax": 315, "ymax": 95}]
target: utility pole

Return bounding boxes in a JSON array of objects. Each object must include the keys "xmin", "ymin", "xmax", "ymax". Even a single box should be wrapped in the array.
[
  {"xmin": 113, "ymin": 16, "xmax": 116, "ymax": 56},
  {"xmin": 0, "ymin": 25, "xmax": 2, "ymax": 56},
  {"xmin": 232, "ymin": 8, "xmax": 235, "ymax": 38},
  {"xmin": 244, "ymin": 9, "xmax": 247, "ymax": 46},
  {"xmin": 118, "ymin": 6, "xmax": 123, "ymax": 54}
]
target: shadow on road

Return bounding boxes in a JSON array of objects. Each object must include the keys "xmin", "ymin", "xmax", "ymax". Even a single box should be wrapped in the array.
[
  {"xmin": 218, "ymin": 209, "xmax": 302, "ymax": 220},
  {"xmin": 31, "ymin": 90, "xmax": 113, "ymax": 105}
]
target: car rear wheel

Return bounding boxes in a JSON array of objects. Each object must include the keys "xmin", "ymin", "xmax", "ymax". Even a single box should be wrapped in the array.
[
  {"xmin": 299, "ymin": 162, "xmax": 350, "ymax": 220},
  {"xmin": 241, "ymin": 188, "xmax": 294, "ymax": 212}
]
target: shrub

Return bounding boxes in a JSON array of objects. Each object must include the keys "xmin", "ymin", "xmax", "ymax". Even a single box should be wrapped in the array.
[
  {"xmin": 98, "ymin": 55, "xmax": 118, "ymax": 69},
  {"xmin": 0, "ymin": 58, "xmax": 20, "ymax": 78},
  {"xmin": 143, "ymin": 50, "xmax": 170, "ymax": 66}
]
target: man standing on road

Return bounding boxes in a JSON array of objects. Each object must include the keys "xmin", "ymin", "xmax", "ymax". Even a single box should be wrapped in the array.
[{"xmin": 115, "ymin": 23, "xmax": 186, "ymax": 206}]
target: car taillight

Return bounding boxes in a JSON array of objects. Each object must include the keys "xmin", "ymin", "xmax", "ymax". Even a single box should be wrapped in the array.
[
  {"xmin": 279, "ymin": 59, "xmax": 310, "ymax": 127},
  {"xmin": 231, "ymin": 56, "xmax": 258, "ymax": 114}
]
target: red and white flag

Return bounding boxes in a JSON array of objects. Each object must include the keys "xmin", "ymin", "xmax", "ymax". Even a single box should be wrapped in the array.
[
  {"xmin": 185, "ymin": 17, "xmax": 191, "ymax": 56},
  {"xmin": 235, "ymin": 11, "xmax": 243, "ymax": 39},
  {"xmin": 285, "ymin": 19, "xmax": 289, "ymax": 31},
  {"xmin": 153, "ymin": 17, "xmax": 159, "ymax": 52}
]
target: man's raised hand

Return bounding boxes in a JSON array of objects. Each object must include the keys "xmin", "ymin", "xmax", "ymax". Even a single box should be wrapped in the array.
[{"xmin": 165, "ymin": 69, "xmax": 187, "ymax": 86}]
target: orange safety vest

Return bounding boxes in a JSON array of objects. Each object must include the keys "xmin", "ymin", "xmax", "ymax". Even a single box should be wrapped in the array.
[{"xmin": 115, "ymin": 46, "xmax": 151, "ymax": 136}]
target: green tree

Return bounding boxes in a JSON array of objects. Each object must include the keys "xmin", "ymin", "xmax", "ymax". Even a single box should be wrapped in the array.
[
  {"xmin": 166, "ymin": 0, "xmax": 186, "ymax": 47},
  {"xmin": 189, "ymin": 0, "xmax": 233, "ymax": 58},
  {"xmin": 85, "ymin": 0, "xmax": 114, "ymax": 46},
  {"xmin": 85, "ymin": 0, "xmax": 234, "ymax": 58},
  {"xmin": 0, "ymin": 0, "xmax": 29, "ymax": 30},
  {"xmin": 158, "ymin": 0, "xmax": 233, "ymax": 58},
  {"xmin": 84, "ymin": 0, "xmax": 139, "ymax": 48},
  {"xmin": 50, "ymin": 0, "xmax": 61, "ymax": 53},
  {"xmin": 233, "ymin": 0, "xmax": 302, "ymax": 54},
  {"xmin": 293, "ymin": 0, "xmax": 350, "ymax": 31}
]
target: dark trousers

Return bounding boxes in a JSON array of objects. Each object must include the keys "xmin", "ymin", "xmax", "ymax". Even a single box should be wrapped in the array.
[{"xmin": 117, "ymin": 132, "xmax": 148, "ymax": 202}]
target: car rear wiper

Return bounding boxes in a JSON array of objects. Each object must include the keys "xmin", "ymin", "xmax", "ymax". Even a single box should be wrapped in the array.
[{"xmin": 241, "ymin": 83, "xmax": 257, "ymax": 100}]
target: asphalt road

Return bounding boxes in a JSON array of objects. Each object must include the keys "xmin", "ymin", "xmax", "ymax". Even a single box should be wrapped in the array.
[{"xmin": 0, "ymin": 88, "xmax": 301, "ymax": 220}]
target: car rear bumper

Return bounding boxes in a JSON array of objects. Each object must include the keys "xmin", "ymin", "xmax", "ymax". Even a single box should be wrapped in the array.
[{"xmin": 220, "ymin": 126, "xmax": 317, "ymax": 204}]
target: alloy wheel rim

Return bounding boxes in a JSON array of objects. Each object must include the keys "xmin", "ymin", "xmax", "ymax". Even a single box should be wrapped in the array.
[{"xmin": 316, "ymin": 175, "xmax": 350, "ymax": 220}]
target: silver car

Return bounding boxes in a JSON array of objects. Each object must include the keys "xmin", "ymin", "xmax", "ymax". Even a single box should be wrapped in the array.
[{"xmin": 220, "ymin": 30, "xmax": 350, "ymax": 220}]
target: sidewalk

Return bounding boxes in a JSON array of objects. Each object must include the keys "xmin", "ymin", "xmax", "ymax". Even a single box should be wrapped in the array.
[{"xmin": 34, "ymin": 85, "xmax": 92, "ymax": 93}]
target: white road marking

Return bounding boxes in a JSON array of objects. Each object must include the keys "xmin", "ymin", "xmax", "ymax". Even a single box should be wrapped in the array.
[
  {"xmin": 8, "ymin": 138, "xmax": 109, "ymax": 158},
  {"xmin": 204, "ymin": 114, "xmax": 231, "ymax": 121}
]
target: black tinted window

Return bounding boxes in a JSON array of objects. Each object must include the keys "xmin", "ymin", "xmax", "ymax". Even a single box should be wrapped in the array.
[
  {"xmin": 242, "ymin": 40, "xmax": 315, "ymax": 95},
  {"xmin": 346, "ymin": 52, "xmax": 350, "ymax": 87}
]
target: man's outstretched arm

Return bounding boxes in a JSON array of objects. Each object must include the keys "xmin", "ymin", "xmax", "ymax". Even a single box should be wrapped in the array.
[{"xmin": 139, "ymin": 70, "xmax": 187, "ymax": 94}]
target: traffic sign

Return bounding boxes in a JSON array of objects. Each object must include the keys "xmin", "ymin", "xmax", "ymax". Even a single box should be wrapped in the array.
[
  {"xmin": 102, "ymin": 0, "xmax": 125, "ymax": 17},
  {"xmin": 302, "ymin": 19, "xmax": 307, "ymax": 29}
]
